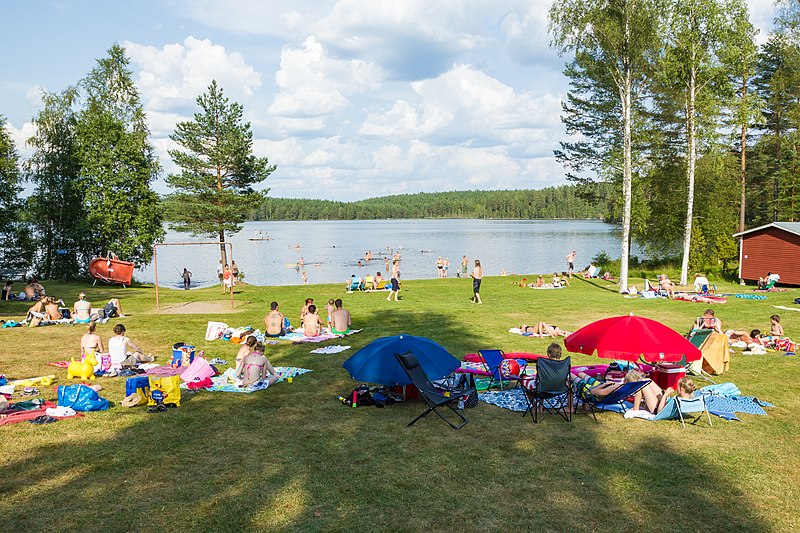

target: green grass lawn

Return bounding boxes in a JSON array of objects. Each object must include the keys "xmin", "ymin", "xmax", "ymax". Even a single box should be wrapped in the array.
[{"xmin": 1, "ymin": 275, "xmax": 798, "ymax": 532}]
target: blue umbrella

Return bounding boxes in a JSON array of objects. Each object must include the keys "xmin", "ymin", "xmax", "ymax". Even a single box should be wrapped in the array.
[{"xmin": 342, "ymin": 334, "xmax": 460, "ymax": 385}]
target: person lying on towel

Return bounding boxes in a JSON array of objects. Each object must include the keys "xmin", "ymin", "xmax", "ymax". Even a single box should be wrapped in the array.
[{"xmin": 571, "ymin": 370, "xmax": 672, "ymax": 414}]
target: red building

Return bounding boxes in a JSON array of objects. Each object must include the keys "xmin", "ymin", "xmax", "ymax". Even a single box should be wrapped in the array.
[{"xmin": 733, "ymin": 222, "xmax": 800, "ymax": 286}]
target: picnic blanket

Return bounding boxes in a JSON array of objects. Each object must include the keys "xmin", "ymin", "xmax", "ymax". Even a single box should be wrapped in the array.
[
  {"xmin": 181, "ymin": 367, "xmax": 312, "ymax": 393},
  {"xmin": 310, "ymin": 345, "xmax": 351, "ymax": 354},
  {"xmin": 279, "ymin": 329, "xmax": 362, "ymax": 343},
  {"xmin": 479, "ymin": 388, "xmax": 567, "ymax": 411}
]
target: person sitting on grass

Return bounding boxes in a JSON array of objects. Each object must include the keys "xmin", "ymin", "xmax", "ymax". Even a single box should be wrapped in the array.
[
  {"xmin": 265, "ymin": 301, "xmax": 286, "ymax": 337},
  {"xmin": 2, "ymin": 281, "xmax": 12, "ymax": 301},
  {"xmin": 300, "ymin": 298, "xmax": 314, "ymax": 321},
  {"xmin": 331, "ymin": 299, "xmax": 351, "ymax": 334},
  {"xmin": 73, "ymin": 292, "xmax": 95, "ymax": 323},
  {"xmin": 770, "ymin": 314, "xmax": 784, "ymax": 336},
  {"xmin": 236, "ymin": 335, "xmax": 257, "ymax": 367},
  {"xmin": 80, "ymin": 322, "xmax": 104, "ymax": 356},
  {"xmin": 546, "ymin": 342, "xmax": 563, "ymax": 359},
  {"xmin": 571, "ymin": 369, "xmax": 672, "ymax": 414},
  {"xmin": 602, "ymin": 271, "xmax": 613, "ymax": 281},
  {"xmin": 108, "ymin": 324, "xmax": 154, "ymax": 371},
  {"xmin": 302, "ymin": 304, "xmax": 322, "ymax": 337},
  {"xmin": 693, "ymin": 309, "xmax": 722, "ymax": 334},
  {"xmin": 235, "ymin": 342, "xmax": 281, "ymax": 388}
]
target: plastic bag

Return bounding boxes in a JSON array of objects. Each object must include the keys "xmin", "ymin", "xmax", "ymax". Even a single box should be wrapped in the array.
[{"xmin": 57, "ymin": 384, "xmax": 110, "ymax": 411}]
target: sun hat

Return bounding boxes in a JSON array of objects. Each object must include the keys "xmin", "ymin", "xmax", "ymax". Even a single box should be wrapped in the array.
[{"xmin": 121, "ymin": 393, "xmax": 142, "ymax": 407}]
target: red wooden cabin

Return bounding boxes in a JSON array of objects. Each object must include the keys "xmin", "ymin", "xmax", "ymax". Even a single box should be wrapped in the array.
[{"xmin": 733, "ymin": 222, "xmax": 800, "ymax": 286}]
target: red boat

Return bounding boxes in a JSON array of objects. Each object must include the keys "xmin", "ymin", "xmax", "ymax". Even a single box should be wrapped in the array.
[{"xmin": 89, "ymin": 253, "xmax": 134, "ymax": 286}]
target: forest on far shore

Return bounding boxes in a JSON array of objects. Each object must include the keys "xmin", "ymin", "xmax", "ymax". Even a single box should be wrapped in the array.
[{"xmin": 249, "ymin": 185, "xmax": 614, "ymax": 221}]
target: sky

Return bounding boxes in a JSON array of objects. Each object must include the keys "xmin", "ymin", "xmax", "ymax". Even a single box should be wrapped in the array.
[{"xmin": 0, "ymin": 0, "xmax": 778, "ymax": 201}]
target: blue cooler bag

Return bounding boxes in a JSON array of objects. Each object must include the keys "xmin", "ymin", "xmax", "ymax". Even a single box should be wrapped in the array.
[
  {"xmin": 125, "ymin": 376, "xmax": 151, "ymax": 400},
  {"xmin": 57, "ymin": 384, "xmax": 110, "ymax": 411}
]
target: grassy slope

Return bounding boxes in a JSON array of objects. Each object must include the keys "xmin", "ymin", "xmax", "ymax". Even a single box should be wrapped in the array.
[{"xmin": 0, "ymin": 276, "xmax": 798, "ymax": 532}]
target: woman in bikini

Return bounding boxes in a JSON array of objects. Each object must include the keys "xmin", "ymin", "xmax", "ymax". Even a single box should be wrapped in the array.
[
  {"xmin": 235, "ymin": 335, "xmax": 257, "ymax": 368},
  {"xmin": 519, "ymin": 322, "xmax": 570, "ymax": 337},
  {"xmin": 236, "ymin": 342, "xmax": 281, "ymax": 387},
  {"xmin": 572, "ymin": 369, "xmax": 672, "ymax": 414},
  {"xmin": 80, "ymin": 322, "xmax": 104, "ymax": 357}
]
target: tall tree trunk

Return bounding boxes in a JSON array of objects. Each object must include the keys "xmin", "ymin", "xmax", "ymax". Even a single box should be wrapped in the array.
[
  {"xmin": 739, "ymin": 75, "xmax": 747, "ymax": 233},
  {"xmin": 619, "ymin": 64, "xmax": 633, "ymax": 293},
  {"xmin": 217, "ymin": 165, "xmax": 228, "ymax": 265},
  {"xmin": 680, "ymin": 70, "xmax": 697, "ymax": 287}
]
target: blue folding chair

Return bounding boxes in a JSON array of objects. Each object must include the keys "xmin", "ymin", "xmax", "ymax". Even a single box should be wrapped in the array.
[
  {"xmin": 653, "ymin": 395, "xmax": 713, "ymax": 428},
  {"xmin": 578, "ymin": 380, "xmax": 652, "ymax": 420},
  {"xmin": 478, "ymin": 349, "xmax": 522, "ymax": 391}
]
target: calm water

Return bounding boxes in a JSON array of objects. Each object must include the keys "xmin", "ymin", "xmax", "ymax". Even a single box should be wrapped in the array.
[{"xmin": 136, "ymin": 219, "xmax": 637, "ymax": 288}]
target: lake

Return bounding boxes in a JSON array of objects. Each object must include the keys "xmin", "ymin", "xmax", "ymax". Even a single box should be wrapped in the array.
[{"xmin": 136, "ymin": 219, "xmax": 637, "ymax": 289}]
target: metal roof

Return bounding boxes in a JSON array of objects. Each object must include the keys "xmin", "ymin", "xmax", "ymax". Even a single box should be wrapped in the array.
[{"xmin": 733, "ymin": 222, "xmax": 800, "ymax": 238}]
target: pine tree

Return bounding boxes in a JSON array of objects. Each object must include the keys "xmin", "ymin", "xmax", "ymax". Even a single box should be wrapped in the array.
[{"xmin": 164, "ymin": 80, "xmax": 275, "ymax": 264}]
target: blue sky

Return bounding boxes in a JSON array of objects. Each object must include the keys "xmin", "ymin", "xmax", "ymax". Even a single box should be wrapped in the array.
[{"xmin": 1, "ymin": 0, "xmax": 777, "ymax": 201}]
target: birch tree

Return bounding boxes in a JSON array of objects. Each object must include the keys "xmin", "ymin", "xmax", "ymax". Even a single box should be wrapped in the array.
[{"xmin": 549, "ymin": 0, "xmax": 664, "ymax": 292}]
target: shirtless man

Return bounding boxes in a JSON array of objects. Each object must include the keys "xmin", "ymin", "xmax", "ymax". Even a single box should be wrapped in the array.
[
  {"xmin": 302, "ymin": 304, "xmax": 322, "ymax": 337},
  {"xmin": 44, "ymin": 297, "xmax": 61, "ymax": 321},
  {"xmin": 73, "ymin": 292, "xmax": 94, "ymax": 323},
  {"xmin": 265, "ymin": 301, "xmax": 286, "ymax": 337},
  {"xmin": 471, "ymin": 259, "xmax": 483, "ymax": 304},
  {"xmin": 565, "ymin": 250, "xmax": 576, "ymax": 278},
  {"xmin": 331, "ymin": 299, "xmax": 351, "ymax": 334}
]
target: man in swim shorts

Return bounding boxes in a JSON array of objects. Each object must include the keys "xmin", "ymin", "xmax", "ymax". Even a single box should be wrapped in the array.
[
  {"xmin": 331, "ymin": 299, "xmax": 351, "ymax": 334},
  {"xmin": 565, "ymin": 250, "xmax": 576, "ymax": 278},
  {"xmin": 265, "ymin": 301, "xmax": 286, "ymax": 337}
]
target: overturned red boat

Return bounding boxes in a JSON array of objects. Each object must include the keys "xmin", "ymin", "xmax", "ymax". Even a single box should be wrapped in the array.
[{"xmin": 89, "ymin": 253, "xmax": 134, "ymax": 286}]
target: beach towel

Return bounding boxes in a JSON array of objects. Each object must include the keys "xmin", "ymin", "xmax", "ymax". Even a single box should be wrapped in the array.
[
  {"xmin": 479, "ymin": 387, "xmax": 567, "ymax": 412},
  {"xmin": 310, "ymin": 345, "xmax": 351, "ymax": 354},
  {"xmin": 181, "ymin": 367, "xmax": 312, "ymax": 393},
  {"xmin": 0, "ymin": 401, "xmax": 84, "ymax": 426},
  {"xmin": 736, "ymin": 294, "xmax": 767, "ymax": 300},
  {"xmin": 279, "ymin": 328, "xmax": 362, "ymax": 343},
  {"xmin": 773, "ymin": 305, "xmax": 800, "ymax": 312}
]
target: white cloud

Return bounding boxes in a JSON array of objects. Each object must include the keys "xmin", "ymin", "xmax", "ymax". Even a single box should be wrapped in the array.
[
  {"xmin": 124, "ymin": 37, "xmax": 262, "ymax": 123},
  {"xmin": 268, "ymin": 36, "xmax": 384, "ymax": 118},
  {"xmin": 4, "ymin": 120, "xmax": 36, "ymax": 160}
]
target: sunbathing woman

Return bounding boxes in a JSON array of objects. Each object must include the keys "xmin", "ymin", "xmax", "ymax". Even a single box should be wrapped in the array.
[
  {"xmin": 572, "ymin": 369, "xmax": 672, "ymax": 414},
  {"xmin": 235, "ymin": 335, "xmax": 257, "ymax": 368},
  {"xmin": 727, "ymin": 329, "xmax": 761, "ymax": 344},
  {"xmin": 519, "ymin": 322, "xmax": 570, "ymax": 338},
  {"xmin": 235, "ymin": 342, "xmax": 281, "ymax": 388},
  {"xmin": 80, "ymin": 322, "xmax": 104, "ymax": 356}
]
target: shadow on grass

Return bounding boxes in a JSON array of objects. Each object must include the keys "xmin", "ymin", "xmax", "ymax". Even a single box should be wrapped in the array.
[
  {"xmin": 573, "ymin": 276, "xmax": 620, "ymax": 293},
  {"xmin": 0, "ymin": 308, "xmax": 772, "ymax": 531}
]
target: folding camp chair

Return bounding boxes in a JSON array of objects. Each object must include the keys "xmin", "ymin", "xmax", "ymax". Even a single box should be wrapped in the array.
[
  {"xmin": 578, "ymin": 380, "xmax": 652, "ymax": 421},
  {"xmin": 520, "ymin": 356, "xmax": 572, "ymax": 423},
  {"xmin": 478, "ymin": 349, "xmax": 522, "ymax": 391},
  {"xmin": 653, "ymin": 396, "xmax": 713, "ymax": 428},
  {"xmin": 346, "ymin": 278, "xmax": 361, "ymax": 293},
  {"xmin": 394, "ymin": 352, "xmax": 476, "ymax": 430},
  {"xmin": 684, "ymin": 329, "xmax": 716, "ymax": 383}
]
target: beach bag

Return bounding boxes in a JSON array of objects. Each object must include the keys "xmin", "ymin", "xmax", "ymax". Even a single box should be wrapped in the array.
[
  {"xmin": 180, "ymin": 356, "xmax": 215, "ymax": 383},
  {"xmin": 147, "ymin": 375, "xmax": 182, "ymax": 407},
  {"xmin": 794, "ymin": 298, "xmax": 800, "ymax": 305},
  {"xmin": 125, "ymin": 376, "xmax": 151, "ymax": 400},
  {"xmin": 205, "ymin": 321, "xmax": 228, "ymax": 341},
  {"xmin": 57, "ymin": 384, "xmax": 110, "ymax": 411}
]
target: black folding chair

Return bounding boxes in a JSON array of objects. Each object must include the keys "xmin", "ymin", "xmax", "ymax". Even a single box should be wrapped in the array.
[
  {"xmin": 521, "ymin": 357, "xmax": 573, "ymax": 423},
  {"xmin": 394, "ymin": 352, "xmax": 476, "ymax": 430}
]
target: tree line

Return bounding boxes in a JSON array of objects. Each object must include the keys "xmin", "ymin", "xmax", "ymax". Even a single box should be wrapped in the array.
[
  {"xmin": 0, "ymin": 45, "xmax": 272, "ymax": 279},
  {"xmin": 250, "ymin": 185, "xmax": 614, "ymax": 221},
  {"xmin": 549, "ymin": 0, "xmax": 800, "ymax": 289}
]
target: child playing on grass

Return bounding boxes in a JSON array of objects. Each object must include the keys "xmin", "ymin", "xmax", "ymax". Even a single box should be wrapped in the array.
[
  {"xmin": 236, "ymin": 342, "xmax": 281, "ymax": 388},
  {"xmin": 770, "ymin": 314, "xmax": 784, "ymax": 336}
]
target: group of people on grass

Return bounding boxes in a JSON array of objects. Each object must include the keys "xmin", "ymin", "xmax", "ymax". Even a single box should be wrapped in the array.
[
  {"xmin": 537, "ymin": 341, "xmax": 697, "ymax": 415},
  {"xmin": 2, "ymin": 278, "xmax": 46, "ymax": 301},
  {"xmin": 20, "ymin": 291, "xmax": 124, "ymax": 327},
  {"xmin": 264, "ymin": 298, "xmax": 352, "ymax": 338}
]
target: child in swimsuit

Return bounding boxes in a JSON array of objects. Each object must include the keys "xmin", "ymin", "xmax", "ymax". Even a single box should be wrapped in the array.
[
  {"xmin": 325, "ymin": 299, "xmax": 335, "ymax": 331},
  {"xmin": 770, "ymin": 314, "xmax": 784, "ymax": 336}
]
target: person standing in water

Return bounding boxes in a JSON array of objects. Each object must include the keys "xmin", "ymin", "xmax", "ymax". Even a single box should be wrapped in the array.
[
  {"xmin": 460, "ymin": 255, "xmax": 468, "ymax": 277},
  {"xmin": 182, "ymin": 268, "xmax": 192, "ymax": 290},
  {"xmin": 471, "ymin": 259, "xmax": 483, "ymax": 304}
]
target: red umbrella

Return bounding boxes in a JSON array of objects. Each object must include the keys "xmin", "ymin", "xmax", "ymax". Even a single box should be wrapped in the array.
[{"xmin": 564, "ymin": 314, "xmax": 701, "ymax": 362}]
